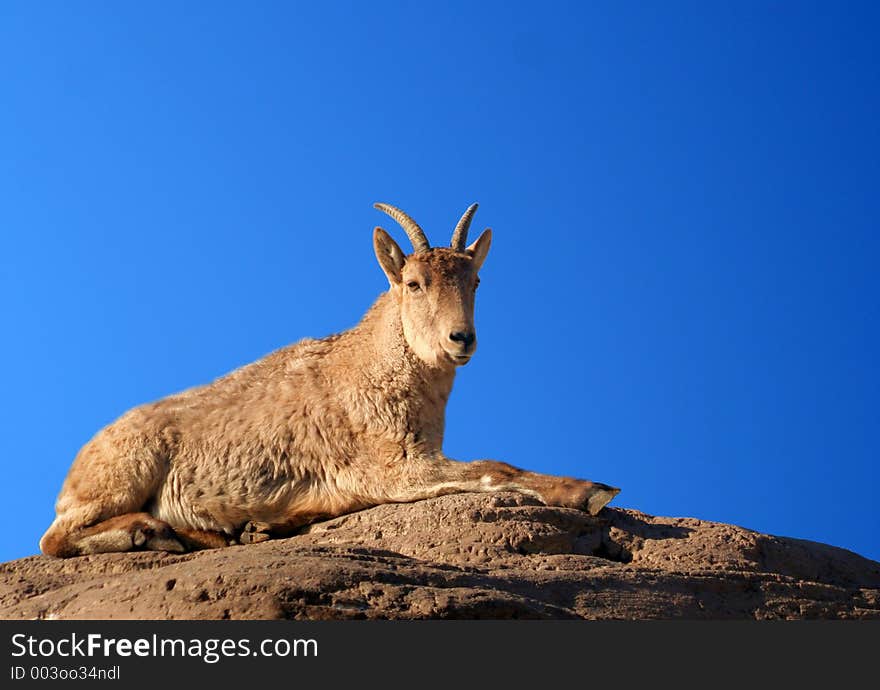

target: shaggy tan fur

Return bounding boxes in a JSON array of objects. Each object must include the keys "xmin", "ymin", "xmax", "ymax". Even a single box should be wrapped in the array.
[{"xmin": 40, "ymin": 203, "xmax": 620, "ymax": 557}]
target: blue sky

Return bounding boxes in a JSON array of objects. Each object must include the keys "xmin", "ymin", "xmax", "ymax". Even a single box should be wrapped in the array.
[{"xmin": 1, "ymin": 1, "xmax": 877, "ymax": 563}]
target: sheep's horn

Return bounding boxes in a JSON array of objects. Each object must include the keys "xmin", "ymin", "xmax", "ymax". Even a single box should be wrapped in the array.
[
  {"xmin": 450, "ymin": 203, "xmax": 478, "ymax": 252},
  {"xmin": 373, "ymin": 203, "xmax": 430, "ymax": 254}
]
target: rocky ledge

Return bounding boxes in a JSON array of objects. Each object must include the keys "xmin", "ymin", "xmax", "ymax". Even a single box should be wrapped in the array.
[{"xmin": 1, "ymin": 493, "xmax": 878, "ymax": 619}]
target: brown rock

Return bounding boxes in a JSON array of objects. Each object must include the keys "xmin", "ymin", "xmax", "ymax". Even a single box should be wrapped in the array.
[{"xmin": 1, "ymin": 493, "xmax": 878, "ymax": 619}]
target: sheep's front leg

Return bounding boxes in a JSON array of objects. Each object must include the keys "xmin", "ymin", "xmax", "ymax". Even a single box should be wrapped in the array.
[
  {"xmin": 234, "ymin": 459, "xmax": 620, "ymax": 546},
  {"xmin": 383, "ymin": 458, "xmax": 620, "ymax": 515},
  {"xmin": 238, "ymin": 512, "xmax": 339, "ymax": 544},
  {"xmin": 468, "ymin": 460, "xmax": 620, "ymax": 514}
]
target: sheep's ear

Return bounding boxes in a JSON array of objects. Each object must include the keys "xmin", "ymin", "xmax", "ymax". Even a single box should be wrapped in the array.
[
  {"xmin": 466, "ymin": 228, "xmax": 492, "ymax": 271},
  {"xmin": 373, "ymin": 227, "xmax": 406, "ymax": 285}
]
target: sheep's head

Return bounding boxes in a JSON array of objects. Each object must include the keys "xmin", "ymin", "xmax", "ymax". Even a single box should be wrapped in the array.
[{"xmin": 373, "ymin": 202, "xmax": 492, "ymax": 368}]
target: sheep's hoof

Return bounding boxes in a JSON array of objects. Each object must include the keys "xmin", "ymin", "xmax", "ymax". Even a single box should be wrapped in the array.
[
  {"xmin": 145, "ymin": 533, "xmax": 186, "ymax": 553},
  {"xmin": 240, "ymin": 532, "xmax": 271, "ymax": 544},
  {"xmin": 240, "ymin": 521, "xmax": 272, "ymax": 544},
  {"xmin": 585, "ymin": 484, "xmax": 621, "ymax": 515},
  {"xmin": 132, "ymin": 526, "xmax": 185, "ymax": 553}
]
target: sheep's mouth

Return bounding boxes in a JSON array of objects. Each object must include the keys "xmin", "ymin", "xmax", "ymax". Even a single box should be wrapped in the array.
[{"xmin": 444, "ymin": 350, "xmax": 473, "ymax": 366}]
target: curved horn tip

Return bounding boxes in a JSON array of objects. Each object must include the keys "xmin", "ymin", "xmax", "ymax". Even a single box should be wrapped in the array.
[
  {"xmin": 450, "ymin": 202, "xmax": 480, "ymax": 251},
  {"xmin": 373, "ymin": 202, "xmax": 431, "ymax": 253}
]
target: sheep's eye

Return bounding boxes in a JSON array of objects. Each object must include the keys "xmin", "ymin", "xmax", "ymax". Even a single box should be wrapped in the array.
[{"xmin": 407, "ymin": 281, "xmax": 421, "ymax": 292}]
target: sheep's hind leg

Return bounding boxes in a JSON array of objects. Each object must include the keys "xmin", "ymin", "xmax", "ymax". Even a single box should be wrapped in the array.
[
  {"xmin": 66, "ymin": 512, "xmax": 185, "ymax": 556},
  {"xmin": 175, "ymin": 528, "xmax": 236, "ymax": 550}
]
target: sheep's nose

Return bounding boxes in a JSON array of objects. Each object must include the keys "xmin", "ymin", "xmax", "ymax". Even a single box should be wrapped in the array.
[{"xmin": 449, "ymin": 331, "xmax": 475, "ymax": 349}]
